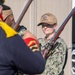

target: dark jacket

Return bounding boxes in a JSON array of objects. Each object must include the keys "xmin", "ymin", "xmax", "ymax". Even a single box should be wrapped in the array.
[{"xmin": 0, "ymin": 27, "xmax": 45, "ymax": 75}]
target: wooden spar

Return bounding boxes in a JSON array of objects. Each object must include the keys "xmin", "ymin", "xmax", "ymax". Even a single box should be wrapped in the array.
[{"xmin": 13, "ymin": 0, "xmax": 33, "ymax": 30}]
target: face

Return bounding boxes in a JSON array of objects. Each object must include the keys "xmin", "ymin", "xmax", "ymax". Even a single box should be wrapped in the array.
[
  {"xmin": 41, "ymin": 23, "xmax": 56, "ymax": 35},
  {"xmin": 4, "ymin": 14, "xmax": 15, "ymax": 28}
]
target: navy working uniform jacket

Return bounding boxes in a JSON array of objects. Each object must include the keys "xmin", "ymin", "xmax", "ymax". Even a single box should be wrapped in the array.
[{"xmin": 0, "ymin": 22, "xmax": 45, "ymax": 75}]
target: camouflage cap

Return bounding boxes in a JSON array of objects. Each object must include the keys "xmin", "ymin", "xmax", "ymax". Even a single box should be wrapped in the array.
[{"xmin": 38, "ymin": 13, "xmax": 57, "ymax": 26}]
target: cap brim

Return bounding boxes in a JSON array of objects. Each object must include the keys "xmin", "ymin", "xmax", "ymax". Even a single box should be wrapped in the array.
[
  {"xmin": 37, "ymin": 22, "xmax": 57, "ymax": 26},
  {"xmin": 37, "ymin": 23, "xmax": 42, "ymax": 26},
  {"xmin": 2, "ymin": 5, "xmax": 10, "ymax": 10},
  {"xmin": 37, "ymin": 22, "xmax": 48, "ymax": 26}
]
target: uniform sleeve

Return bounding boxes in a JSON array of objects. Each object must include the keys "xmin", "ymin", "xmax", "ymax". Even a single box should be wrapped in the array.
[
  {"xmin": 0, "ymin": 28, "xmax": 45, "ymax": 74},
  {"xmin": 8, "ymin": 35, "xmax": 45, "ymax": 74}
]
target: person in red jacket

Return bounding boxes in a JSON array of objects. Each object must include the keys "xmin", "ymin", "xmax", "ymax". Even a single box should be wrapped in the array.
[{"xmin": 0, "ymin": 1, "xmax": 45, "ymax": 75}]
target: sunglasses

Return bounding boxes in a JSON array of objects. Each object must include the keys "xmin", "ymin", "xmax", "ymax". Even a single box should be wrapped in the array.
[
  {"xmin": 42, "ymin": 23, "xmax": 56, "ymax": 28},
  {"xmin": 4, "ymin": 14, "xmax": 13, "ymax": 22}
]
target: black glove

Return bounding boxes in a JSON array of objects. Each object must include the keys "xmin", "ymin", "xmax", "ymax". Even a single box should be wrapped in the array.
[{"xmin": 16, "ymin": 25, "xmax": 27, "ymax": 32}]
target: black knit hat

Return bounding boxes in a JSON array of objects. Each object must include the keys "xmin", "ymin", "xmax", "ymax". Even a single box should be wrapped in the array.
[
  {"xmin": 0, "ymin": 0, "xmax": 5, "ymax": 5},
  {"xmin": 2, "ymin": 4, "xmax": 11, "ymax": 10}
]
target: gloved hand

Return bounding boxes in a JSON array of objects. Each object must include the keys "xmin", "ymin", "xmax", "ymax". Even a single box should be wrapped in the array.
[{"xmin": 17, "ymin": 26, "xmax": 27, "ymax": 37}]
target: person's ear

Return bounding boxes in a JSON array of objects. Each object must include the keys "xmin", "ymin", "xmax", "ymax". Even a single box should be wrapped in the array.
[{"xmin": 0, "ymin": 5, "xmax": 3, "ymax": 14}]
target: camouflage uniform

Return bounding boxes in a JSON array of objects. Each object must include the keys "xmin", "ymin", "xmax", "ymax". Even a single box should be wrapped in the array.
[{"xmin": 38, "ymin": 37, "xmax": 67, "ymax": 75}]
